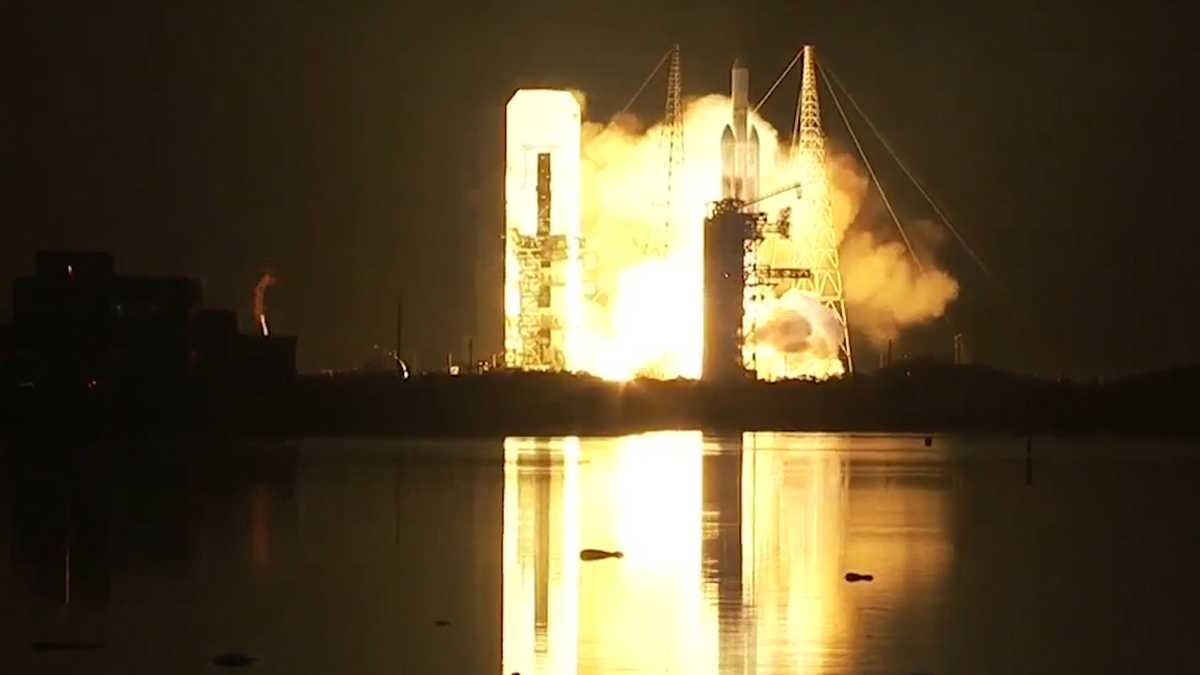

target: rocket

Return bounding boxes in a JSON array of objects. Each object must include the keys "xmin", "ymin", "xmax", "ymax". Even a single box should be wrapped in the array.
[{"xmin": 720, "ymin": 58, "xmax": 760, "ymax": 202}]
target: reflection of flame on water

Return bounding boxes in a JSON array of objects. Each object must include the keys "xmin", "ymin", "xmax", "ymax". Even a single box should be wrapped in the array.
[
  {"xmin": 579, "ymin": 433, "xmax": 705, "ymax": 672},
  {"xmin": 500, "ymin": 433, "xmax": 953, "ymax": 674},
  {"xmin": 740, "ymin": 432, "xmax": 851, "ymax": 671},
  {"xmin": 502, "ymin": 438, "xmax": 580, "ymax": 675},
  {"xmin": 501, "ymin": 433, "xmax": 705, "ymax": 675}
]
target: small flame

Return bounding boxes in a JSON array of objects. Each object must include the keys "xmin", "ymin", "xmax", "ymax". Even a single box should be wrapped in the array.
[{"xmin": 253, "ymin": 272, "xmax": 277, "ymax": 337}]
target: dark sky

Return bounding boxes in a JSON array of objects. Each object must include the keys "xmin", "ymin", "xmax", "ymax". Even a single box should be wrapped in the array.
[{"xmin": 6, "ymin": 1, "xmax": 1196, "ymax": 377}]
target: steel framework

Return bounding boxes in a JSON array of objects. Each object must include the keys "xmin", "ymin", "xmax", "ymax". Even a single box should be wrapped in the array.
[
  {"xmin": 663, "ymin": 44, "xmax": 683, "ymax": 239},
  {"xmin": 704, "ymin": 198, "xmax": 816, "ymax": 379},
  {"xmin": 789, "ymin": 45, "xmax": 854, "ymax": 372},
  {"xmin": 508, "ymin": 151, "xmax": 582, "ymax": 370},
  {"xmin": 511, "ymin": 232, "xmax": 577, "ymax": 369}
]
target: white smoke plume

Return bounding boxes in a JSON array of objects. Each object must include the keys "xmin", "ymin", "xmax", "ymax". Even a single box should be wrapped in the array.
[
  {"xmin": 746, "ymin": 289, "xmax": 845, "ymax": 380},
  {"xmin": 823, "ymin": 155, "xmax": 960, "ymax": 346},
  {"xmin": 563, "ymin": 92, "xmax": 958, "ymax": 379},
  {"xmin": 840, "ymin": 226, "xmax": 959, "ymax": 346}
]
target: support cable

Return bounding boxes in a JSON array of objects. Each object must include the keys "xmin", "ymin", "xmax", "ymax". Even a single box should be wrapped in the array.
[
  {"xmin": 817, "ymin": 61, "xmax": 924, "ymax": 272},
  {"xmin": 820, "ymin": 59, "xmax": 1061, "ymax": 366},
  {"xmin": 791, "ymin": 88, "xmax": 802, "ymax": 150},
  {"xmin": 818, "ymin": 59, "xmax": 961, "ymax": 344},
  {"xmin": 822, "ymin": 62, "xmax": 1001, "ymax": 286},
  {"xmin": 822, "ymin": 59, "xmax": 1046, "ymax": 358},
  {"xmin": 754, "ymin": 48, "xmax": 804, "ymax": 113},
  {"xmin": 618, "ymin": 48, "xmax": 673, "ymax": 118}
]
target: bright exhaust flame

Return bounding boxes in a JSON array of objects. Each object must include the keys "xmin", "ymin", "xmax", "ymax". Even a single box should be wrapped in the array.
[
  {"xmin": 572, "ymin": 94, "xmax": 846, "ymax": 381},
  {"xmin": 745, "ymin": 290, "xmax": 845, "ymax": 381},
  {"xmin": 506, "ymin": 89, "xmax": 958, "ymax": 382}
]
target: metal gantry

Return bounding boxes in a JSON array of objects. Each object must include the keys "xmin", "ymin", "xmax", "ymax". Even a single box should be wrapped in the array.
[
  {"xmin": 663, "ymin": 44, "xmax": 683, "ymax": 241},
  {"xmin": 511, "ymin": 232, "xmax": 576, "ymax": 369},
  {"xmin": 788, "ymin": 45, "xmax": 854, "ymax": 373}
]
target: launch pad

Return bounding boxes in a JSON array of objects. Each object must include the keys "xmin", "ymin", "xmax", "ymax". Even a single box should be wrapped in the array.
[{"xmin": 503, "ymin": 46, "xmax": 853, "ymax": 381}]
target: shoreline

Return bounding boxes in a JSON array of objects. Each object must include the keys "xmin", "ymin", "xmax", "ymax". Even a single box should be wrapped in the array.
[{"xmin": 4, "ymin": 361, "xmax": 1197, "ymax": 441}]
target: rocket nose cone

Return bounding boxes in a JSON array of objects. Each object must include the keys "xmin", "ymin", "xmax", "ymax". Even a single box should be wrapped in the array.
[
  {"xmin": 733, "ymin": 56, "xmax": 744, "ymax": 69},
  {"xmin": 721, "ymin": 125, "xmax": 735, "ymax": 142}
]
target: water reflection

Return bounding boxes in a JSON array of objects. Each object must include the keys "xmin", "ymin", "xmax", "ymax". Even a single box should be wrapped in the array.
[
  {"xmin": 3, "ymin": 440, "xmax": 501, "ymax": 674},
  {"xmin": 730, "ymin": 433, "xmax": 844, "ymax": 673},
  {"xmin": 502, "ymin": 437, "xmax": 580, "ymax": 675},
  {"xmin": 8, "ymin": 454, "xmax": 112, "ymax": 609},
  {"xmin": 502, "ymin": 432, "xmax": 953, "ymax": 674},
  {"xmin": 6, "ymin": 435, "xmax": 1196, "ymax": 673}
]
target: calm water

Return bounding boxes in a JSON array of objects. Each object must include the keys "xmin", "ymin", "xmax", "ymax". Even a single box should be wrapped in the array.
[{"xmin": 2, "ymin": 433, "xmax": 1198, "ymax": 674}]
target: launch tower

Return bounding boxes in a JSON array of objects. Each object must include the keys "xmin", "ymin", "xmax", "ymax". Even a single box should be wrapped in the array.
[
  {"xmin": 789, "ymin": 46, "xmax": 853, "ymax": 372},
  {"xmin": 704, "ymin": 47, "xmax": 853, "ymax": 381},
  {"xmin": 503, "ymin": 90, "xmax": 583, "ymax": 371}
]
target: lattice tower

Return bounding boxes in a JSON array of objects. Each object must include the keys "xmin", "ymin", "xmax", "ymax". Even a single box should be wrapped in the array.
[
  {"xmin": 791, "ymin": 45, "xmax": 854, "ymax": 372},
  {"xmin": 664, "ymin": 45, "xmax": 683, "ymax": 229}
]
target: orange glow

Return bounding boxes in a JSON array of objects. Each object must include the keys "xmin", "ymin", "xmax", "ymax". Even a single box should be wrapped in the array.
[
  {"xmin": 741, "ymin": 433, "xmax": 851, "ymax": 670},
  {"xmin": 500, "ymin": 432, "xmax": 956, "ymax": 673},
  {"xmin": 501, "ymin": 438, "xmax": 580, "ymax": 675},
  {"xmin": 501, "ymin": 433, "xmax": 710, "ymax": 675},
  {"xmin": 506, "ymin": 92, "xmax": 851, "ymax": 380},
  {"xmin": 504, "ymin": 91, "xmax": 583, "ymax": 371},
  {"xmin": 577, "ymin": 433, "xmax": 708, "ymax": 672}
]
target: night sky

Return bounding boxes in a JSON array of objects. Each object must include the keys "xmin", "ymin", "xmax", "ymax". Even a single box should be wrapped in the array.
[{"xmin": 6, "ymin": 1, "xmax": 1196, "ymax": 377}]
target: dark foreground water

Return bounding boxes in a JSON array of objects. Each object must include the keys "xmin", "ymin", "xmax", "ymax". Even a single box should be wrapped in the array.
[{"xmin": 2, "ymin": 433, "xmax": 1198, "ymax": 674}]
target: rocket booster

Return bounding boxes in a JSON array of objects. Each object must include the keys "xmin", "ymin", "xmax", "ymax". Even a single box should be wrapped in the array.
[{"xmin": 720, "ymin": 58, "xmax": 760, "ymax": 201}]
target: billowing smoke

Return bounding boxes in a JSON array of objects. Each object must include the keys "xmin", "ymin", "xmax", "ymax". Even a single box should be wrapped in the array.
[
  {"xmin": 823, "ymin": 157, "xmax": 960, "ymax": 346},
  {"xmin": 840, "ymin": 226, "xmax": 959, "ymax": 345},
  {"xmin": 746, "ymin": 289, "xmax": 845, "ymax": 380},
  {"xmin": 564, "ymin": 91, "xmax": 957, "ymax": 380}
]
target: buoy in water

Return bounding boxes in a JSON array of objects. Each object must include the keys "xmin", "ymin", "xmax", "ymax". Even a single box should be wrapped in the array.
[{"xmin": 580, "ymin": 549, "xmax": 624, "ymax": 561}]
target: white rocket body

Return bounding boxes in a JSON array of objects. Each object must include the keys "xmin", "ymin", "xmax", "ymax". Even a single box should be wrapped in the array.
[{"xmin": 720, "ymin": 59, "xmax": 760, "ymax": 201}]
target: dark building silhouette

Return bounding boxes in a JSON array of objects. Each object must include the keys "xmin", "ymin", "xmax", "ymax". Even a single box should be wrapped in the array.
[
  {"xmin": 190, "ymin": 308, "xmax": 297, "ymax": 385},
  {"xmin": 6, "ymin": 252, "xmax": 295, "ymax": 391},
  {"xmin": 0, "ymin": 322, "xmax": 13, "ymax": 368},
  {"xmin": 11, "ymin": 252, "xmax": 201, "ymax": 388},
  {"xmin": 232, "ymin": 333, "xmax": 298, "ymax": 385}
]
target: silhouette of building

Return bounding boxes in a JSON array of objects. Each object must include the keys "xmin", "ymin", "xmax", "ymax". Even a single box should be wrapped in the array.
[
  {"xmin": 6, "ymin": 252, "xmax": 295, "ymax": 390},
  {"xmin": 11, "ymin": 252, "xmax": 201, "ymax": 388},
  {"xmin": 190, "ymin": 308, "xmax": 296, "ymax": 385}
]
